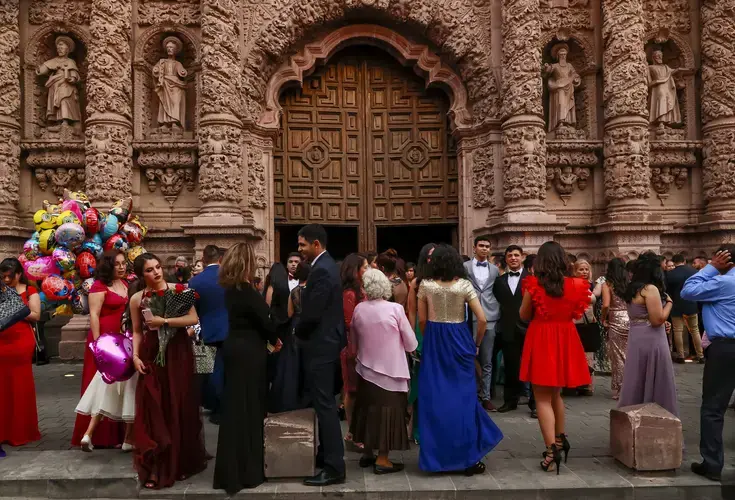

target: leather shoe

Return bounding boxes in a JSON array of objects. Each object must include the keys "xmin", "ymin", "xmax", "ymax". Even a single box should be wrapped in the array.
[
  {"xmin": 482, "ymin": 400, "xmax": 497, "ymax": 412},
  {"xmin": 359, "ymin": 455, "xmax": 376, "ymax": 468},
  {"xmin": 691, "ymin": 462, "xmax": 721, "ymax": 482},
  {"xmin": 497, "ymin": 403, "xmax": 518, "ymax": 413},
  {"xmin": 304, "ymin": 468, "xmax": 346, "ymax": 486},
  {"xmin": 374, "ymin": 462, "xmax": 404, "ymax": 475},
  {"xmin": 530, "ymin": 408, "xmax": 538, "ymax": 419}
]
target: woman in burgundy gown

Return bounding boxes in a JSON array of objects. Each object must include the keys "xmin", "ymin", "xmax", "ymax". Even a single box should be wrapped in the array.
[
  {"xmin": 70, "ymin": 255, "xmax": 127, "ymax": 448},
  {"xmin": 0, "ymin": 258, "xmax": 41, "ymax": 456},
  {"xmin": 130, "ymin": 253, "xmax": 207, "ymax": 489}
]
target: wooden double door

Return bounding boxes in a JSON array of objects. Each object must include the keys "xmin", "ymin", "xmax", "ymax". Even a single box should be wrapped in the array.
[{"xmin": 273, "ymin": 47, "xmax": 459, "ymax": 256}]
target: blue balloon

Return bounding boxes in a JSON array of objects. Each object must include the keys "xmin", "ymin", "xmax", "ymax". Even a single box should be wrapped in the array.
[
  {"xmin": 38, "ymin": 291, "xmax": 55, "ymax": 313},
  {"xmin": 100, "ymin": 214, "xmax": 119, "ymax": 241}
]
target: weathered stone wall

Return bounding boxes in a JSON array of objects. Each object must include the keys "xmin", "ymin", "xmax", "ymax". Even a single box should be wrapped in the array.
[{"xmin": 0, "ymin": 0, "xmax": 729, "ymax": 266}]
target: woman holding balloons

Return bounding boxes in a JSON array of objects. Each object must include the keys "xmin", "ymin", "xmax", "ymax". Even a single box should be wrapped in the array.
[
  {"xmin": 73, "ymin": 251, "xmax": 137, "ymax": 452},
  {"xmin": 0, "ymin": 258, "xmax": 41, "ymax": 457}
]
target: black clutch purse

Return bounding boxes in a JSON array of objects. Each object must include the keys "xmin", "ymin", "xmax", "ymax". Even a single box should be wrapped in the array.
[
  {"xmin": 576, "ymin": 311, "xmax": 600, "ymax": 353},
  {"xmin": 0, "ymin": 284, "xmax": 31, "ymax": 332}
]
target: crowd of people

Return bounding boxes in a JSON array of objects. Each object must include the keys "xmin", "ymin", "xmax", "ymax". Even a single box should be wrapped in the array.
[{"xmin": 0, "ymin": 226, "xmax": 733, "ymax": 488}]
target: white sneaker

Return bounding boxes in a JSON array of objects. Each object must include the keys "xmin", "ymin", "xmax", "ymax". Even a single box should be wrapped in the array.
[
  {"xmin": 81, "ymin": 435, "xmax": 94, "ymax": 452},
  {"xmin": 121, "ymin": 442, "xmax": 134, "ymax": 452}
]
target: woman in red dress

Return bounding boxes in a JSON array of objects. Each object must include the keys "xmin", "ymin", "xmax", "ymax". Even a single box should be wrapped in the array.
[
  {"xmin": 519, "ymin": 241, "xmax": 592, "ymax": 474},
  {"xmin": 0, "ymin": 258, "xmax": 42, "ymax": 456},
  {"xmin": 130, "ymin": 253, "xmax": 207, "ymax": 489},
  {"xmin": 340, "ymin": 253, "xmax": 368, "ymax": 449},
  {"xmin": 70, "ymin": 254, "xmax": 127, "ymax": 448}
]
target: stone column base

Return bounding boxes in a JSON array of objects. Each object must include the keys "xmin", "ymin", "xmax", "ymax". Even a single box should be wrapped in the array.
[
  {"xmin": 486, "ymin": 212, "xmax": 568, "ymax": 252},
  {"xmin": 58, "ymin": 314, "xmax": 90, "ymax": 361},
  {"xmin": 594, "ymin": 220, "xmax": 672, "ymax": 257}
]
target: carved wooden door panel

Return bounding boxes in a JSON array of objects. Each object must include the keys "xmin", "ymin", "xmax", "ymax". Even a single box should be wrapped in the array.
[{"xmin": 274, "ymin": 48, "xmax": 458, "ymax": 252}]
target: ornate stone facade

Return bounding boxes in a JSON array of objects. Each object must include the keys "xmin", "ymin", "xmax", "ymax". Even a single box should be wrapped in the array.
[{"xmin": 0, "ymin": 0, "xmax": 729, "ymax": 266}]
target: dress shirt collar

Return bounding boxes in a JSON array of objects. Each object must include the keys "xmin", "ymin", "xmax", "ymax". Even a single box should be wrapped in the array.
[{"xmin": 311, "ymin": 250, "xmax": 327, "ymax": 266}]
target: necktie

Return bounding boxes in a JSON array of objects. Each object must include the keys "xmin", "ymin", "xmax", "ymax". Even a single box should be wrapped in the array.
[
  {"xmin": 508, "ymin": 271, "xmax": 521, "ymax": 277},
  {"xmin": 476, "ymin": 261, "xmax": 488, "ymax": 268}
]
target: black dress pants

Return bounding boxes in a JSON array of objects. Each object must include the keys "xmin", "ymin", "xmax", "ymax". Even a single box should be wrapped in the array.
[{"xmin": 700, "ymin": 338, "xmax": 735, "ymax": 474}]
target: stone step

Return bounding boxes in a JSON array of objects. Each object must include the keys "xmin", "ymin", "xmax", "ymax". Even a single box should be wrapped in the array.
[{"xmin": 1, "ymin": 450, "xmax": 732, "ymax": 499}]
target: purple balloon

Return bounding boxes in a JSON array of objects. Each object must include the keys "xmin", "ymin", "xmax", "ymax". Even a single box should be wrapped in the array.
[{"xmin": 89, "ymin": 332, "xmax": 135, "ymax": 384}]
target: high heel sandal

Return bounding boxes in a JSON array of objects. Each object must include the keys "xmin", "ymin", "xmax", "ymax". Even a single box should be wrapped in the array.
[
  {"xmin": 540, "ymin": 444, "xmax": 562, "ymax": 475},
  {"xmin": 556, "ymin": 434, "xmax": 571, "ymax": 463},
  {"xmin": 464, "ymin": 461, "xmax": 486, "ymax": 476}
]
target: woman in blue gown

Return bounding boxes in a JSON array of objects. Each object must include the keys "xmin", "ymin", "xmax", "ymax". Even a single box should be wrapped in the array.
[{"xmin": 417, "ymin": 244, "xmax": 503, "ymax": 475}]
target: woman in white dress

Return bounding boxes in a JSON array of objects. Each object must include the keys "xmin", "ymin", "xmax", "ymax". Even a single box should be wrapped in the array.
[{"xmin": 75, "ymin": 251, "xmax": 138, "ymax": 452}]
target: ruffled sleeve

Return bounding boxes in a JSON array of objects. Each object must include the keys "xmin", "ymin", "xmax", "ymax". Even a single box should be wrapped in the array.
[
  {"xmin": 521, "ymin": 275, "xmax": 538, "ymax": 296},
  {"xmin": 569, "ymin": 277, "xmax": 593, "ymax": 321},
  {"xmin": 523, "ymin": 276, "xmax": 549, "ymax": 319},
  {"xmin": 89, "ymin": 280, "xmax": 108, "ymax": 294}
]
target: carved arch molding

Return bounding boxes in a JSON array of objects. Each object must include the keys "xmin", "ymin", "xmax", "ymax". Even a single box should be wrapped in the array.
[{"xmin": 258, "ymin": 24, "xmax": 472, "ymax": 132}]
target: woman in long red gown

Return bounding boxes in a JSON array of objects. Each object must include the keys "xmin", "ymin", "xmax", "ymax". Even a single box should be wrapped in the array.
[
  {"xmin": 130, "ymin": 253, "xmax": 208, "ymax": 489},
  {"xmin": 70, "ymin": 256, "xmax": 126, "ymax": 448},
  {"xmin": 0, "ymin": 258, "xmax": 42, "ymax": 456}
]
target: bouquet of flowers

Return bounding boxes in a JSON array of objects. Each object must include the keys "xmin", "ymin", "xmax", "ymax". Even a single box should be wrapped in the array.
[{"xmin": 144, "ymin": 284, "xmax": 198, "ymax": 366}]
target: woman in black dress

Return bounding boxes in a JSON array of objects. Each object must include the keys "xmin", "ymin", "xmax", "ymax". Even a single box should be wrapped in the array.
[{"xmin": 213, "ymin": 243, "xmax": 282, "ymax": 494}]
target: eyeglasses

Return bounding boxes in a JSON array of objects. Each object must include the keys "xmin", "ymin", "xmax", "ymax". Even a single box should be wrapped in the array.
[{"xmin": 114, "ymin": 262, "xmax": 127, "ymax": 268}]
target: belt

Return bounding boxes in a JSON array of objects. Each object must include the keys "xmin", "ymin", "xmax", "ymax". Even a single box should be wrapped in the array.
[{"xmin": 709, "ymin": 336, "xmax": 735, "ymax": 344}]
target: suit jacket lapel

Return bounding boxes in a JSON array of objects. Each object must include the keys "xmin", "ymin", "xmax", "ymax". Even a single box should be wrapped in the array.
[
  {"xmin": 512, "ymin": 269, "xmax": 528, "ymax": 298},
  {"xmin": 466, "ymin": 261, "xmax": 479, "ymax": 291}
]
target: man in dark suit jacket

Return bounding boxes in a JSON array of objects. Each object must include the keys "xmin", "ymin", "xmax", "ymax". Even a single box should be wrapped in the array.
[
  {"xmin": 493, "ymin": 245, "xmax": 533, "ymax": 414},
  {"xmin": 666, "ymin": 253, "xmax": 704, "ymax": 362},
  {"xmin": 188, "ymin": 245, "xmax": 228, "ymax": 423},
  {"xmin": 295, "ymin": 224, "xmax": 346, "ymax": 486}
]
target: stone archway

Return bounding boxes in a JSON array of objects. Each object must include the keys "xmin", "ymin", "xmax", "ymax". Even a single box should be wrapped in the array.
[{"xmin": 251, "ymin": 24, "xmax": 481, "ymax": 259}]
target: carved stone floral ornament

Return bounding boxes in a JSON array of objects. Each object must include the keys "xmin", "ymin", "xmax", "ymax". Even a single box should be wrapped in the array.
[
  {"xmin": 651, "ymin": 166, "xmax": 687, "ymax": 205},
  {"xmin": 547, "ymin": 166, "xmax": 590, "ymax": 205}
]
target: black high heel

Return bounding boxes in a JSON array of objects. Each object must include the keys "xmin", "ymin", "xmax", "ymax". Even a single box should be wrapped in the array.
[
  {"xmin": 557, "ymin": 433, "xmax": 571, "ymax": 463},
  {"xmin": 464, "ymin": 461, "xmax": 486, "ymax": 476},
  {"xmin": 540, "ymin": 444, "xmax": 562, "ymax": 475}
]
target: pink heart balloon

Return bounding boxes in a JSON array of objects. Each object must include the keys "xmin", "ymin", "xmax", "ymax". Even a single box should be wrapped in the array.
[{"xmin": 89, "ymin": 332, "xmax": 135, "ymax": 384}]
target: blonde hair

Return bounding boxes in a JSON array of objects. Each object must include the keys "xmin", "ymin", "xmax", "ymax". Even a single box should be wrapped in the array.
[
  {"xmin": 362, "ymin": 269, "xmax": 393, "ymax": 301},
  {"xmin": 573, "ymin": 259, "xmax": 592, "ymax": 278},
  {"xmin": 219, "ymin": 242, "xmax": 257, "ymax": 288}
]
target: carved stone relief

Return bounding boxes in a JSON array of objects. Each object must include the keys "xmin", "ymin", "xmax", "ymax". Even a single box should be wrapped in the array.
[
  {"xmin": 0, "ymin": 0, "xmax": 20, "ymax": 211},
  {"xmin": 651, "ymin": 166, "xmax": 687, "ymax": 205},
  {"xmin": 35, "ymin": 167, "xmax": 86, "ymax": 197},
  {"xmin": 543, "ymin": 43, "xmax": 582, "ymax": 134},
  {"xmin": 36, "ymin": 35, "xmax": 83, "ymax": 136},
  {"xmin": 603, "ymin": 124, "xmax": 651, "ymax": 201},
  {"xmin": 145, "ymin": 168, "xmax": 195, "ymax": 205},
  {"xmin": 197, "ymin": 123, "xmax": 243, "ymax": 205},
  {"xmin": 29, "ymin": 0, "xmax": 90, "ymax": 25},
  {"xmin": 84, "ymin": 0, "xmax": 133, "ymax": 202},
  {"xmin": 472, "ymin": 146, "xmax": 494, "ymax": 209},
  {"xmin": 547, "ymin": 166, "xmax": 590, "ymax": 205},
  {"xmin": 643, "ymin": 0, "xmax": 690, "ymax": 36},
  {"xmin": 540, "ymin": 0, "xmax": 591, "ymax": 31},
  {"xmin": 137, "ymin": 1, "xmax": 200, "ymax": 26},
  {"xmin": 247, "ymin": 143, "xmax": 266, "ymax": 210},
  {"xmin": 502, "ymin": 123, "xmax": 547, "ymax": 202}
]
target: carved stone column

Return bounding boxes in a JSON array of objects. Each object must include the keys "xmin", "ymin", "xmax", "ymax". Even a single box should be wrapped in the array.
[
  {"xmin": 84, "ymin": 0, "xmax": 133, "ymax": 202},
  {"xmin": 601, "ymin": 0, "xmax": 650, "ymax": 217},
  {"xmin": 0, "ymin": 0, "xmax": 27, "ymax": 256},
  {"xmin": 701, "ymin": 0, "xmax": 735, "ymax": 221},
  {"xmin": 495, "ymin": 0, "xmax": 565, "ymax": 240},
  {"xmin": 197, "ymin": 0, "xmax": 243, "ymax": 220}
]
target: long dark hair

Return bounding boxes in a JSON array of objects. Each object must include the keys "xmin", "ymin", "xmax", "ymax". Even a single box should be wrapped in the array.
[
  {"xmin": 604, "ymin": 258, "xmax": 629, "ymax": 299},
  {"xmin": 0, "ymin": 257, "xmax": 27, "ymax": 285},
  {"xmin": 133, "ymin": 252, "xmax": 161, "ymax": 279},
  {"xmin": 265, "ymin": 262, "xmax": 290, "ymax": 301},
  {"xmin": 428, "ymin": 244, "xmax": 466, "ymax": 281},
  {"xmin": 535, "ymin": 241, "xmax": 569, "ymax": 297},
  {"xmin": 341, "ymin": 253, "xmax": 366, "ymax": 302},
  {"xmin": 415, "ymin": 243, "xmax": 436, "ymax": 288},
  {"xmin": 96, "ymin": 250, "xmax": 124, "ymax": 286},
  {"xmin": 624, "ymin": 252, "xmax": 667, "ymax": 303}
]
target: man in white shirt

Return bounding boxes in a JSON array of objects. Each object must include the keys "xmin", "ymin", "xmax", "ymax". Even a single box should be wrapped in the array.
[
  {"xmin": 286, "ymin": 252, "xmax": 302, "ymax": 291},
  {"xmin": 463, "ymin": 235, "xmax": 501, "ymax": 411}
]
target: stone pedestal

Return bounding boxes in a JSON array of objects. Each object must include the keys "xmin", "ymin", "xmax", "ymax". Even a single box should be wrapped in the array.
[
  {"xmin": 264, "ymin": 408, "xmax": 316, "ymax": 478},
  {"xmin": 58, "ymin": 314, "xmax": 90, "ymax": 361},
  {"xmin": 610, "ymin": 403, "xmax": 682, "ymax": 471}
]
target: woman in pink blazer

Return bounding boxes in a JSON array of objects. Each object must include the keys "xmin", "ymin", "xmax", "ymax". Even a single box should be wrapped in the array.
[{"xmin": 349, "ymin": 269, "xmax": 418, "ymax": 475}]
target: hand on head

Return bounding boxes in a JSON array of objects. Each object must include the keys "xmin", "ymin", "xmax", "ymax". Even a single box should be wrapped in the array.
[{"xmin": 711, "ymin": 250, "xmax": 734, "ymax": 273}]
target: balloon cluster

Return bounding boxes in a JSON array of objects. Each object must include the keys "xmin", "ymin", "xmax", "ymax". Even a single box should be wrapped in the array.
[{"xmin": 19, "ymin": 189, "xmax": 148, "ymax": 317}]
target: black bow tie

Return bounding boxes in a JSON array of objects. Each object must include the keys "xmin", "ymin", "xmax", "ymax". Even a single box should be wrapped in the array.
[
  {"xmin": 475, "ymin": 261, "xmax": 488, "ymax": 267},
  {"xmin": 508, "ymin": 272, "xmax": 521, "ymax": 277}
]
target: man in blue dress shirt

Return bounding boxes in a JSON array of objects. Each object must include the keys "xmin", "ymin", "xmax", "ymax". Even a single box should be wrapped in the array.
[{"xmin": 681, "ymin": 245, "xmax": 735, "ymax": 482}]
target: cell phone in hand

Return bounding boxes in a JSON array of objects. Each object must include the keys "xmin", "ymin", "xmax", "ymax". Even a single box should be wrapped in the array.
[{"xmin": 142, "ymin": 309, "xmax": 154, "ymax": 321}]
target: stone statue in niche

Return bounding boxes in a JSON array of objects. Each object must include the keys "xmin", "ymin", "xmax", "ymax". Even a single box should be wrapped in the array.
[
  {"xmin": 543, "ymin": 43, "xmax": 581, "ymax": 133},
  {"xmin": 152, "ymin": 36, "xmax": 187, "ymax": 133},
  {"xmin": 36, "ymin": 35, "xmax": 82, "ymax": 133},
  {"xmin": 647, "ymin": 49, "xmax": 681, "ymax": 126}
]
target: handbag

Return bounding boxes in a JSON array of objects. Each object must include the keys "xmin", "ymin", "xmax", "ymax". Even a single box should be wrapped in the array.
[
  {"xmin": 0, "ymin": 284, "xmax": 31, "ymax": 332},
  {"xmin": 191, "ymin": 324, "xmax": 216, "ymax": 374},
  {"xmin": 576, "ymin": 309, "xmax": 601, "ymax": 353}
]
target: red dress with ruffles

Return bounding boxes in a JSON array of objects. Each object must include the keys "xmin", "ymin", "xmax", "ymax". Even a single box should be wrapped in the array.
[
  {"xmin": 0, "ymin": 286, "xmax": 41, "ymax": 446},
  {"xmin": 340, "ymin": 289, "xmax": 363, "ymax": 393},
  {"xmin": 519, "ymin": 276, "xmax": 592, "ymax": 388},
  {"xmin": 71, "ymin": 280, "xmax": 127, "ymax": 447}
]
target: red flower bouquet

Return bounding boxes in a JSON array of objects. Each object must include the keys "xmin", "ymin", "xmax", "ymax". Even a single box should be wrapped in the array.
[{"xmin": 144, "ymin": 286, "xmax": 198, "ymax": 366}]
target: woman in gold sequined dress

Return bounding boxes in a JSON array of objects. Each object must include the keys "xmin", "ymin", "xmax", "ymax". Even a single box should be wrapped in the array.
[
  {"xmin": 417, "ymin": 245, "xmax": 503, "ymax": 475},
  {"xmin": 600, "ymin": 258, "xmax": 630, "ymax": 400}
]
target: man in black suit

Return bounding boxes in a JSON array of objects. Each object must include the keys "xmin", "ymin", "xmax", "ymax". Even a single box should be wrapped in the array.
[
  {"xmin": 493, "ymin": 245, "xmax": 534, "ymax": 416},
  {"xmin": 295, "ymin": 224, "xmax": 346, "ymax": 486},
  {"xmin": 666, "ymin": 253, "xmax": 704, "ymax": 363}
]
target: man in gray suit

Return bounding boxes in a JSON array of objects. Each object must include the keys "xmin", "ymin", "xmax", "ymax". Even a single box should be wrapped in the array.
[{"xmin": 464, "ymin": 235, "xmax": 501, "ymax": 411}]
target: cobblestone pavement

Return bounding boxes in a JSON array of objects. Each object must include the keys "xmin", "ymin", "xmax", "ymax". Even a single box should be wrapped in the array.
[{"xmin": 16, "ymin": 360, "xmax": 735, "ymax": 465}]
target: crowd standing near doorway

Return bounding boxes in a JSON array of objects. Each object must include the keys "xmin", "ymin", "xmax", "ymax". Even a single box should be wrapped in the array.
[{"xmin": 1, "ymin": 226, "xmax": 734, "ymax": 487}]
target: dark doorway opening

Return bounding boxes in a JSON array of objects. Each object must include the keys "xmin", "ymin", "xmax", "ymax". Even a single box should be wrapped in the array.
[
  {"xmin": 276, "ymin": 225, "xmax": 359, "ymax": 264},
  {"xmin": 376, "ymin": 225, "xmax": 457, "ymax": 263}
]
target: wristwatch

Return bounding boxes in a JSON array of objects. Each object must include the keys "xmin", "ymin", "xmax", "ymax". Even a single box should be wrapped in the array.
[{"xmin": 164, "ymin": 319, "xmax": 169, "ymax": 327}]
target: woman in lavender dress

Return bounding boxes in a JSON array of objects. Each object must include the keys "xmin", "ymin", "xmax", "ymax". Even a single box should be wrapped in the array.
[{"xmin": 618, "ymin": 252, "xmax": 678, "ymax": 416}]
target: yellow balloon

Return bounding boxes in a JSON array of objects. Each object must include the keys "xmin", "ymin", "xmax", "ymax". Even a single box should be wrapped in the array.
[{"xmin": 33, "ymin": 209, "xmax": 55, "ymax": 231}]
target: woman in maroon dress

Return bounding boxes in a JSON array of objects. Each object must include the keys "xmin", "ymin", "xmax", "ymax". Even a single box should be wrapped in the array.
[
  {"xmin": 0, "ymin": 258, "xmax": 41, "ymax": 456},
  {"xmin": 340, "ymin": 253, "xmax": 368, "ymax": 449},
  {"xmin": 71, "ymin": 253, "xmax": 127, "ymax": 449},
  {"xmin": 130, "ymin": 253, "xmax": 207, "ymax": 489}
]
